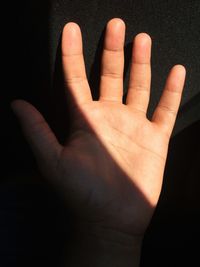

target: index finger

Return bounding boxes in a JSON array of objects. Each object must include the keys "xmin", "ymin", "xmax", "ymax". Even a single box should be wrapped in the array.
[{"xmin": 62, "ymin": 23, "xmax": 92, "ymax": 106}]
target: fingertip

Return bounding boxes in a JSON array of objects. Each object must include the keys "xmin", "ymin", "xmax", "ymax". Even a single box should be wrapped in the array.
[
  {"xmin": 106, "ymin": 18, "xmax": 126, "ymax": 42},
  {"xmin": 169, "ymin": 64, "xmax": 186, "ymax": 88},
  {"xmin": 63, "ymin": 22, "xmax": 81, "ymax": 35},
  {"xmin": 132, "ymin": 33, "xmax": 152, "ymax": 64},
  {"xmin": 10, "ymin": 100, "xmax": 17, "ymax": 110},
  {"xmin": 108, "ymin": 18, "xmax": 126, "ymax": 28},
  {"xmin": 10, "ymin": 99, "xmax": 24, "ymax": 114},
  {"xmin": 173, "ymin": 64, "xmax": 186, "ymax": 77},
  {"xmin": 134, "ymin": 32, "xmax": 152, "ymax": 46},
  {"xmin": 10, "ymin": 99, "xmax": 30, "ymax": 110},
  {"xmin": 62, "ymin": 22, "xmax": 82, "ymax": 56},
  {"xmin": 10, "ymin": 100, "xmax": 40, "ymax": 123}
]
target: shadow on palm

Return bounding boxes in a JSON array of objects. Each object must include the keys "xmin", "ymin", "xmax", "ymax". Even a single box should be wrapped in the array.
[{"xmin": 11, "ymin": 18, "xmax": 185, "ymax": 241}]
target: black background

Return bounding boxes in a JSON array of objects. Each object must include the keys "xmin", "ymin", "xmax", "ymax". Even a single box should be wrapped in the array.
[{"xmin": 1, "ymin": 1, "xmax": 200, "ymax": 266}]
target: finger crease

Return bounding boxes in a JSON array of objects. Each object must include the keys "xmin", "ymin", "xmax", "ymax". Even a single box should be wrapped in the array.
[
  {"xmin": 65, "ymin": 76, "xmax": 87, "ymax": 84},
  {"xmin": 104, "ymin": 48, "xmax": 123, "ymax": 53},
  {"xmin": 101, "ymin": 73, "xmax": 122, "ymax": 79},
  {"xmin": 129, "ymin": 85, "xmax": 149, "ymax": 92},
  {"xmin": 157, "ymin": 104, "xmax": 177, "ymax": 116}
]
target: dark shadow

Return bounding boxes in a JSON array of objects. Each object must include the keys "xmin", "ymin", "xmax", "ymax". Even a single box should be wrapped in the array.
[
  {"xmin": 141, "ymin": 119, "xmax": 200, "ymax": 267},
  {"xmin": 1, "ymin": 1, "xmax": 66, "ymax": 266},
  {"xmin": 3, "ymin": 1, "xmax": 53, "ymax": 177},
  {"xmin": 178, "ymin": 92, "xmax": 200, "ymax": 115},
  {"xmin": 88, "ymin": 27, "xmax": 105, "ymax": 100}
]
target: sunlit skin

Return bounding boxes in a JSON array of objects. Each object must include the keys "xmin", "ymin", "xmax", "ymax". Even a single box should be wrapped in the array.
[{"xmin": 11, "ymin": 18, "xmax": 186, "ymax": 251}]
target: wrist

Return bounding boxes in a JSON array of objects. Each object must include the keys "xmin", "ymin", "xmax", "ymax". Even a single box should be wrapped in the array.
[{"xmin": 65, "ymin": 222, "xmax": 143, "ymax": 267}]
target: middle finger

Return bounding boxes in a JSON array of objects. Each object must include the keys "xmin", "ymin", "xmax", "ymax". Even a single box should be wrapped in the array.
[{"xmin": 99, "ymin": 18, "xmax": 125, "ymax": 102}]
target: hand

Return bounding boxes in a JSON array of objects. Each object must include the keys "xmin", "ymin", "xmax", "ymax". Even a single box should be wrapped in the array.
[{"xmin": 11, "ymin": 18, "xmax": 186, "ymax": 263}]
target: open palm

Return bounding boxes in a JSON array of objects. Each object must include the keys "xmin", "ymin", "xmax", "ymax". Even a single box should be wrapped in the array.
[{"xmin": 12, "ymin": 18, "xmax": 186, "ymax": 237}]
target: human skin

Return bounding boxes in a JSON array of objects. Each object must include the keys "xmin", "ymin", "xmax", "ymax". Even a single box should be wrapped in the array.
[{"xmin": 11, "ymin": 18, "xmax": 186, "ymax": 266}]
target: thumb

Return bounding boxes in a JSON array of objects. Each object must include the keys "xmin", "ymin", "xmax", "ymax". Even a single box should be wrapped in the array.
[{"xmin": 11, "ymin": 99, "xmax": 63, "ymax": 176}]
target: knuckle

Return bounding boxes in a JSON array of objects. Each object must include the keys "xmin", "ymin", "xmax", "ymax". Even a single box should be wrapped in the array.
[
  {"xmin": 134, "ymin": 84, "xmax": 149, "ymax": 92},
  {"xmin": 165, "ymin": 87, "xmax": 182, "ymax": 94},
  {"xmin": 104, "ymin": 48, "xmax": 123, "ymax": 53},
  {"xmin": 65, "ymin": 76, "xmax": 87, "ymax": 84},
  {"xmin": 128, "ymin": 84, "xmax": 149, "ymax": 92},
  {"xmin": 101, "ymin": 72, "xmax": 122, "ymax": 80},
  {"xmin": 157, "ymin": 104, "xmax": 177, "ymax": 116}
]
